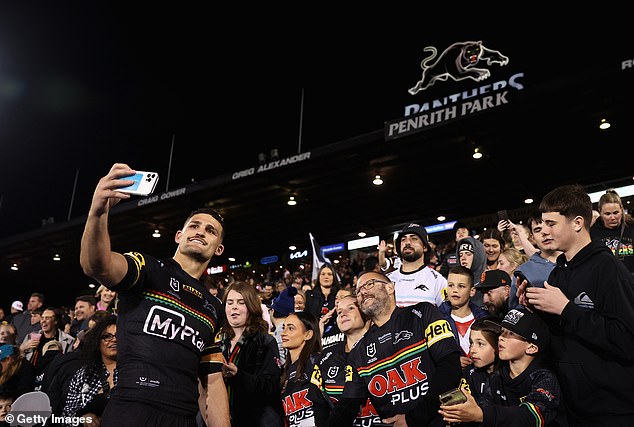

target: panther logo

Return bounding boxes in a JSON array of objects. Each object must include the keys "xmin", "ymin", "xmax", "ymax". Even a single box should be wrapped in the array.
[{"xmin": 408, "ymin": 40, "xmax": 509, "ymax": 95}]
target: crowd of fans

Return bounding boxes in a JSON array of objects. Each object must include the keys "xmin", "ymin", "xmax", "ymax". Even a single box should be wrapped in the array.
[{"xmin": 1, "ymin": 186, "xmax": 633, "ymax": 426}]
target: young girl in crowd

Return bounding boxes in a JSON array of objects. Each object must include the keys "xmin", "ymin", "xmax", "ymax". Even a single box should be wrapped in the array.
[
  {"xmin": 280, "ymin": 311, "xmax": 331, "ymax": 427},
  {"xmin": 220, "ymin": 281, "xmax": 284, "ymax": 427}
]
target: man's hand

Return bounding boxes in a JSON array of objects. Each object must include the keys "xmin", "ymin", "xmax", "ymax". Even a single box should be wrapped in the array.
[
  {"xmin": 382, "ymin": 413, "xmax": 407, "ymax": 426},
  {"xmin": 525, "ymin": 281, "xmax": 569, "ymax": 315},
  {"xmin": 89, "ymin": 163, "xmax": 136, "ymax": 216}
]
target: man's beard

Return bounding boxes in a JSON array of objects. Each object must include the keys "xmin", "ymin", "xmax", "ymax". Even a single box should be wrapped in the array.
[{"xmin": 401, "ymin": 250, "xmax": 422, "ymax": 263}]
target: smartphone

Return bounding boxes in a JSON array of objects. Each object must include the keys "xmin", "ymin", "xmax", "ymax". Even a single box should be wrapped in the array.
[
  {"xmin": 514, "ymin": 270, "xmax": 532, "ymax": 287},
  {"xmin": 497, "ymin": 209, "xmax": 509, "ymax": 222},
  {"xmin": 119, "ymin": 171, "xmax": 159, "ymax": 196},
  {"xmin": 439, "ymin": 388, "xmax": 467, "ymax": 406}
]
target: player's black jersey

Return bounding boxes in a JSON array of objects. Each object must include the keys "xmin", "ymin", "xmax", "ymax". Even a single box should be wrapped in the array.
[
  {"xmin": 343, "ymin": 302, "xmax": 460, "ymax": 419},
  {"xmin": 109, "ymin": 252, "xmax": 224, "ymax": 416},
  {"xmin": 319, "ymin": 340, "xmax": 391, "ymax": 427}
]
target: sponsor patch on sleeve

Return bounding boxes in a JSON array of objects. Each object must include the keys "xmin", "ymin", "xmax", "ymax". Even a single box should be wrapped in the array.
[{"xmin": 425, "ymin": 319, "xmax": 454, "ymax": 347}]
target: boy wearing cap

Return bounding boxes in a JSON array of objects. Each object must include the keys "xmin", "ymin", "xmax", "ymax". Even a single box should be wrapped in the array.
[
  {"xmin": 475, "ymin": 270, "xmax": 513, "ymax": 319},
  {"xmin": 387, "ymin": 222, "xmax": 448, "ymax": 307},
  {"xmin": 269, "ymin": 285, "xmax": 298, "ymax": 365},
  {"xmin": 439, "ymin": 308, "xmax": 566, "ymax": 426}
]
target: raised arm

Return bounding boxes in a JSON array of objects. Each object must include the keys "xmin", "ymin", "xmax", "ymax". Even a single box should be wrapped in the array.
[{"xmin": 80, "ymin": 163, "xmax": 136, "ymax": 287}]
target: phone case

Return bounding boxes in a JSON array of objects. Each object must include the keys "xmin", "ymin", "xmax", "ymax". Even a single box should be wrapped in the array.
[
  {"xmin": 119, "ymin": 171, "xmax": 159, "ymax": 196},
  {"xmin": 439, "ymin": 388, "xmax": 467, "ymax": 406}
]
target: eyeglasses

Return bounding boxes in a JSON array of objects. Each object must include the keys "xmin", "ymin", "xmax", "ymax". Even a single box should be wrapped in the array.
[
  {"xmin": 101, "ymin": 333, "xmax": 117, "ymax": 342},
  {"xmin": 356, "ymin": 279, "xmax": 389, "ymax": 293}
]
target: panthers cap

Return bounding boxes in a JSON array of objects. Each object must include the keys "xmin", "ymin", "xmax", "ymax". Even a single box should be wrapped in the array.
[{"xmin": 394, "ymin": 223, "xmax": 430, "ymax": 255}]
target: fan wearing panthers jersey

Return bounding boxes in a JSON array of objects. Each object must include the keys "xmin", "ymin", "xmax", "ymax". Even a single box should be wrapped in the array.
[
  {"xmin": 80, "ymin": 163, "xmax": 230, "ymax": 427},
  {"xmin": 328, "ymin": 270, "xmax": 462, "ymax": 427},
  {"xmin": 387, "ymin": 223, "xmax": 447, "ymax": 308}
]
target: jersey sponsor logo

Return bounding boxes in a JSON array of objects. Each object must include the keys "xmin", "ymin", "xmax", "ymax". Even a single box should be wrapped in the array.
[
  {"xmin": 378, "ymin": 333, "xmax": 391, "ymax": 344},
  {"xmin": 393, "ymin": 330, "xmax": 413, "ymax": 344},
  {"xmin": 367, "ymin": 357, "xmax": 429, "ymax": 404},
  {"xmin": 425, "ymin": 319, "xmax": 453, "ymax": 347},
  {"xmin": 143, "ymin": 305, "xmax": 205, "ymax": 351},
  {"xmin": 183, "ymin": 284, "xmax": 202, "ymax": 298},
  {"xmin": 283, "ymin": 389, "xmax": 315, "ymax": 426},
  {"xmin": 169, "ymin": 278, "xmax": 180, "ymax": 292},
  {"xmin": 345, "ymin": 364, "xmax": 353, "ymax": 382}
]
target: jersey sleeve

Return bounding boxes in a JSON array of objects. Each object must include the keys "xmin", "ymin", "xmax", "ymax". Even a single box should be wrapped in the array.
[
  {"xmin": 108, "ymin": 251, "xmax": 148, "ymax": 293},
  {"xmin": 199, "ymin": 327, "xmax": 224, "ymax": 376}
]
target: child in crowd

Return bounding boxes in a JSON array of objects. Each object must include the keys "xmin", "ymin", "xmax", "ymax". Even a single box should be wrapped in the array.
[
  {"xmin": 439, "ymin": 309, "xmax": 566, "ymax": 426},
  {"xmin": 0, "ymin": 392, "xmax": 13, "ymax": 426},
  {"xmin": 460, "ymin": 316, "xmax": 502, "ymax": 406},
  {"xmin": 438, "ymin": 265, "xmax": 488, "ymax": 367}
]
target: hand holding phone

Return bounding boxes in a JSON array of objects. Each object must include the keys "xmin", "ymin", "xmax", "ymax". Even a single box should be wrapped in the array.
[
  {"xmin": 513, "ymin": 271, "xmax": 532, "ymax": 288},
  {"xmin": 119, "ymin": 171, "xmax": 159, "ymax": 196},
  {"xmin": 439, "ymin": 387, "xmax": 467, "ymax": 406}
]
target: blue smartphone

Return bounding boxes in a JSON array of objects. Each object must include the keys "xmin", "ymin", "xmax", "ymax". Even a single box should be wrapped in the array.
[{"xmin": 119, "ymin": 171, "xmax": 159, "ymax": 196}]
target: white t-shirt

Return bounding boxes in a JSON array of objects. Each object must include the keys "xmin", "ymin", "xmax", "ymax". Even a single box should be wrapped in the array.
[{"xmin": 388, "ymin": 265, "xmax": 447, "ymax": 307}]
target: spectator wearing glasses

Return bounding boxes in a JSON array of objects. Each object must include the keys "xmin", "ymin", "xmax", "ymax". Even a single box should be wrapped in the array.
[
  {"xmin": 328, "ymin": 270, "xmax": 461, "ymax": 427},
  {"xmin": 62, "ymin": 315, "xmax": 118, "ymax": 424},
  {"xmin": 80, "ymin": 163, "xmax": 229, "ymax": 427}
]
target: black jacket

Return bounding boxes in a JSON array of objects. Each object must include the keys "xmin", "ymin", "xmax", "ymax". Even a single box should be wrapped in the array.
[
  {"xmin": 480, "ymin": 358, "xmax": 567, "ymax": 427},
  {"xmin": 222, "ymin": 331, "xmax": 284, "ymax": 427},
  {"xmin": 542, "ymin": 240, "xmax": 634, "ymax": 424}
]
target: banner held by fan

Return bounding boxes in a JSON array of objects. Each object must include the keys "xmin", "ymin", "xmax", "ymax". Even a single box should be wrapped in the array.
[{"xmin": 309, "ymin": 232, "xmax": 337, "ymax": 283}]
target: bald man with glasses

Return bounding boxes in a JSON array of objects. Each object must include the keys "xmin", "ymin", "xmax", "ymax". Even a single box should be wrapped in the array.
[{"xmin": 328, "ymin": 270, "xmax": 462, "ymax": 427}]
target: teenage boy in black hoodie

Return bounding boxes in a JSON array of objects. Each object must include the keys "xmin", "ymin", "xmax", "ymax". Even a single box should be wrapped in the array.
[
  {"xmin": 439, "ymin": 308, "xmax": 566, "ymax": 427},
  {"xmin": 519, "ymin": 184, "xmax": 634, "ymax": 427}
]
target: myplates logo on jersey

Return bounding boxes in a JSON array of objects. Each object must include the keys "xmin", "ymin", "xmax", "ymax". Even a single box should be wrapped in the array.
[
  {"xmin": 143, "ymin": 305, "xmax": 205, "ymax": 351},
  {"xmin": 283, "ymin": 388, "xmax": 315, "ymax": 427},
  {"xmin": 368, "ymin": 357, "xmax": 429, "ymax": 405},
  {"xmin": 366, "ymin": 343, "xmax": 376, "ymax": 358}
]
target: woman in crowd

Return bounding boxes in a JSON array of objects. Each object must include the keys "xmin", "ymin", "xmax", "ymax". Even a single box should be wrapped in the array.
[
  {"xmin": 280, "ymin": 311, "xmax": 331, "ymax": 426},
  {"xmin": 0, "ymin": 324, "xmax": 16, "ymax": 346},
  {"xmin": 0, "ymin": 344, "xmax": 35, "ymax": 398},
  {"xmin": 479, "ymin": 228, "xmax": 506, "ymax": 270},
  {"xmin": 497, "ymin": 247, "xmax": 528, "ymax": 310},
  {"xmin": 317, "ymin": 295, "xmax": 386, "ymax": 425},
  {"xmin": 294, "ymin": 289, "xmax": 306, "ymax": 312},
  {"xmin": 62, "ymin": 314, "xmax": 117, "ymax": 423},
  {"xmin": 95, "ymin": 285, "xmax": 118, "ymax": 314},
  {"xmin": 220, "ymin": 281, "xmax": 284, "ymax": 427},
  {"xmin": 591, "ymin": 188, "xmax": 634, "ymax": 274}
]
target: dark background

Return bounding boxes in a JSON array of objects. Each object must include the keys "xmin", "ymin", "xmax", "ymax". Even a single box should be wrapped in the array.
[{"xmin": 0, "ymin": 6, "xmax": 632, "ymax": 307}]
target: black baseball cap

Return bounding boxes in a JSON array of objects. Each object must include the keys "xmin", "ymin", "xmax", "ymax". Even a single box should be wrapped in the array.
[
  {"xmin": 488, "ymin": 308, "xmax": 551, "ymax": 350},
  {"xmin": 476, "ymin": 269, "xmax": 511, "ymax": 291}
]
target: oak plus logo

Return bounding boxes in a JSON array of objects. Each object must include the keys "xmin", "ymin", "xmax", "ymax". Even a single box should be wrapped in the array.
[{"xmin": 143, "ymin": 305, "xmax": 205, "ymax": 350}]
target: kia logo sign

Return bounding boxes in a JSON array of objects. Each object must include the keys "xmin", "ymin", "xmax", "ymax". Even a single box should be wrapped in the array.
[{"xmin": 289, "ymin": 250, "xmax": 308, "ymax": 259}]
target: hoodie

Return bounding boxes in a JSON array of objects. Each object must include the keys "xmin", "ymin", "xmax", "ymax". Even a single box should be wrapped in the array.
[
  {"xmin": 543, "ymin": 240, "xmax": 634, "ymax": 423},
  {"xmin": 456, "ymin": 237, "xmax": 487, "ymax": 307}
]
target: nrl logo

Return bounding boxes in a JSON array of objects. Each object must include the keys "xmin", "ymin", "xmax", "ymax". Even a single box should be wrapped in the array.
[
  {"xmin": 408, "ymin": 40, "xmax": 509, "ymax": 95},
  {"xmin": 328, "ymin": 366, "xmax": 339, "ymax": 379},
  {"xmin": 366, "ymin": 342, "xmax": 376, "ymax": 358}
]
